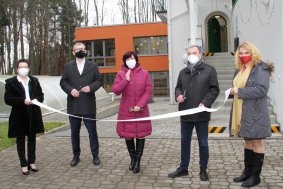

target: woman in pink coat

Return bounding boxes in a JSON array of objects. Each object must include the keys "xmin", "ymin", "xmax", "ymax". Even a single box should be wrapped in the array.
[{"xmin": 112, "ymin": 51, "xmax": 152, "ymax": 173}]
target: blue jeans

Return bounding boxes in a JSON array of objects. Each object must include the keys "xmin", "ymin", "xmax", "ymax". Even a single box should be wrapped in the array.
[
  {"xmin": 69, "ymin": 115, "xmax": 99, "ymax": 157},
  {"xmin": 180, "ymin": 121, "xmax": 209, "ymax": 170}
]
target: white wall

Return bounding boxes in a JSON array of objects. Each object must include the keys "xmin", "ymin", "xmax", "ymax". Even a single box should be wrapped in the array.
[
  {"xmin": 168, "ymin": 0, "xmax": 190, "ymax": 104},
  {"xmin": 168, "ymin": 0, "xmax": 233, "ymax": 103},
  {"xmin": 232, "ymin": 0, "xmax": 283, "ymax": 128}
]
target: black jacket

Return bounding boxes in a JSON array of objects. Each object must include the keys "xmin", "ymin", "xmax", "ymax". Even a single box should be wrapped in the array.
[
  {"xmin": 175, "ymin": 62, "xmax": 220, "ymax": 122},
  {"xmin": 4, "ymin": 76, "xmax": 44, "ymax": 138},
  {"xmin": 60, "ymin": 60, "xmax": 102, "ymax": 115}
]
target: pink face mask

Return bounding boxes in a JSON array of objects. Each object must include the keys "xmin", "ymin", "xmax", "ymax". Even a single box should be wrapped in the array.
[{"xmin": 240, "ymin": 55, "xmax": 252, "ymax": 64}]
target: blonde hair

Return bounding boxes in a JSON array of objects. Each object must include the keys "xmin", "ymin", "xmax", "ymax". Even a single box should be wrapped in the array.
[{"xmin": 235, "ymin": 42, "xmax": 262, "ymax": 71}]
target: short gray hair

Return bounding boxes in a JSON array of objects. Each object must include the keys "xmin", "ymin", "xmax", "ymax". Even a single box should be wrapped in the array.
[
  {"xmin": 73, "ymin": 42, "xmax": 86, "ymax": 51},
  {"xmin": 186, "ymin": 45, "xmax": 202, "ymax": 53}
]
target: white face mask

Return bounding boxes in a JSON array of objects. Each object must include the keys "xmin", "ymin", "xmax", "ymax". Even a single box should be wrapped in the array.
[
  {"xmin": 188, "ymin": 54, "xmax": 199, "ymax": 64},
  {"xmin": 126, "ymin": 59, "xmax": 136, "ymax": 69},
  {"xmin": 18, "ymin": 68, "xmax": 29, "ymax": 76}
]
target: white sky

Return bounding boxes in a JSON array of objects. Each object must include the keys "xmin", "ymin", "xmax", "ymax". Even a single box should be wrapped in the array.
[
  {"xmin": 76, "ymin": 0, "xmax": 160, "ymax": 26},
  {"xmin": 76, "ymin": 0, "xmax": 128, "ymax": 26}
]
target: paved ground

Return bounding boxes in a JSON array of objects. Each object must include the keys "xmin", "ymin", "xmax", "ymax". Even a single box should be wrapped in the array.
[{"xmin": 1, "ymin": 98, "xmax": 283, "ymax": 189}]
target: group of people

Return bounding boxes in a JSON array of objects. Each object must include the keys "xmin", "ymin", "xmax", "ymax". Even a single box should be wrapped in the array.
[{"xmin": 4, "ymin": 41, "xmax": 274, "ymax": 188}]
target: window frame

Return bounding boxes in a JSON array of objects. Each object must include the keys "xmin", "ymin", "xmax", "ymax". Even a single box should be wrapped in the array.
[{"xmin": 85, "ymin": 39, "xmax": 116, "ymax": 68}]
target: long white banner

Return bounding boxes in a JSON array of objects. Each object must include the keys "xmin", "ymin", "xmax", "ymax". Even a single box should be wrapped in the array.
[{"xmin": 32, "ymin": 88, "xmax": 231, "ymax": 122}]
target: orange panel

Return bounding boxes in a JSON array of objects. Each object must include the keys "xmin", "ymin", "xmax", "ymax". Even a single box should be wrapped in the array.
[{"xmin": 75, "ymin": 22, "xmax": 168, "ymax": 74}]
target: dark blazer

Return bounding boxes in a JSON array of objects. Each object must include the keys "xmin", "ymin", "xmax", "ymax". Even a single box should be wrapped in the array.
[
  {"xmin": 175, "ymin": 62, "xmax": 220, "ymax": 122},
  {"xmin": 60, "ymin": 60, "xmax": 102, "ymax": 115},
  {"xmin": 4, "ymin": 76, "xmax": 44, "ymax": 138}
]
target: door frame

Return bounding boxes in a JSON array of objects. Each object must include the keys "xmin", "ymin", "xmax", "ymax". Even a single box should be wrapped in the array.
[{"xmin": 204, "ymin": 11, "xmax": 231, "ymax": 53}]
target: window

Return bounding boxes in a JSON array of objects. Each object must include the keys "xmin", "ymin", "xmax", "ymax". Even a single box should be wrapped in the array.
[
  {"xmin": 84, "ymin": 39, "xmax": 115, "ymax": 67},
  {"xmin": 134, "ymin": 36, "xmax": 168, "ymax": 55},
  {"xmin": 151, "ymin": 72, "xmax": 169, "ymax": 96}
]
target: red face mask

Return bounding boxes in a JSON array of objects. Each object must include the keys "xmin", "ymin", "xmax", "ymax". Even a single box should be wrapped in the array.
[{"xmin": 240, "ymin": 55, "xmax": 252, "ymax": 64}]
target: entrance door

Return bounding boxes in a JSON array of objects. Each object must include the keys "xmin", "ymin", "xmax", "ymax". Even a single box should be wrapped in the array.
[{"xmin": 207, "ymin": 15, "xmax": 228, "ymax": 52}]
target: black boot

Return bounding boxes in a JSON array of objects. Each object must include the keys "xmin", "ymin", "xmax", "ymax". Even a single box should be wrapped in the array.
[
  {"xmin": 125, "ymin": 139, "xmax": 135, "ymax": 171},
  {"xmin": 242, "ymin": 152, "xmax": 264, "ymax": 188},
  {"xmin": 233, "ymin": 148, "xmax": 254, "ymax": 182},
  {"xmin": 133, "ymin": 138, "xmax": 145, "ymax": 174}
]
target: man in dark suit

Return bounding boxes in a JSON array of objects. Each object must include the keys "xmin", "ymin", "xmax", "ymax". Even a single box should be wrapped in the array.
[{"xmin": 60, "ymin": 42, "xmax": 103, "ymax": 167}]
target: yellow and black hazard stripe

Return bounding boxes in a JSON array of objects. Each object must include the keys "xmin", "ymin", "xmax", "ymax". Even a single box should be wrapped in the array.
[
  {"xmin": 208, "ymin": 126, "xmax": 226, "ymax": 133},
  {"xmin": 203, "ymin": 52, "xmax": 215, "ymax": 57},
  {"xmin": 271, "ymin": 125, "xmax": 280, "ymax": 133}
]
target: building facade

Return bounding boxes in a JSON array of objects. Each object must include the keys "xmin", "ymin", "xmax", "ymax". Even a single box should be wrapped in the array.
[
  {"xmin": 75, "ymin": 22, "xmax": 169, "ymax": 96},
  {"xmin": 161, "ymin": 0, "xmax": 282, "ymax": 129}
]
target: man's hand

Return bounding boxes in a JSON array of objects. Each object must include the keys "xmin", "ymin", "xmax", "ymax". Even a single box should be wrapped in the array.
[
  {"xmin": 71, "ymin": 89, "xmax": 80, "ymax": 97},
  {"xmin": 176, "ymin": 95, "xmax": 185, "ymax": 103},
  {"xmin": 80, "ymin": 86, "xmax": 90, "ymax": 93},
  {"xmin": 24, "ymin": 99, "xmax": 32, "ymax": 105},
  {"xmin": 126, "ymin": 70, "xmax": 131, "ymax": 81}
]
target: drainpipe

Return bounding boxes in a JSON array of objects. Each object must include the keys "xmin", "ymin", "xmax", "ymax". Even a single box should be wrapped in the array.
[
  {"xmin": 168, "ymin": 0, "xmax": 174, "ymax": 104},
  {"xmin": 189, "ymin": 0, "xmax": 197, "ymax": 45}
]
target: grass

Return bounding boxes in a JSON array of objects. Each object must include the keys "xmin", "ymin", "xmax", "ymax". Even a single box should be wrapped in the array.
[{"xmin": 0, "ymin": 121, "xmax": 66, "ymax": 151}]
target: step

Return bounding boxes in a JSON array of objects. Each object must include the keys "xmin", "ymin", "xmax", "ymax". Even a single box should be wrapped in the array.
[{"xmin": 96, "ymin": 100, "xmax": 120, "ymax": 119}]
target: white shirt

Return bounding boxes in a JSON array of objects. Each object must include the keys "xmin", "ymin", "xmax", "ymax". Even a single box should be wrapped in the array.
[
  {"xmin": 76, "ymin": 59, "xmax": 85, "ymax": 75},
  {"xmin": 17, "ymin": 76, "xmax": 31, "ymax": 100}
]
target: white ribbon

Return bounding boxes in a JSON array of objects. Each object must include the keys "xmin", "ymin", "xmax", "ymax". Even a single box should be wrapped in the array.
[{"xmin": 32, "ymin": 88, "xmax": 231, "ymax": 122}]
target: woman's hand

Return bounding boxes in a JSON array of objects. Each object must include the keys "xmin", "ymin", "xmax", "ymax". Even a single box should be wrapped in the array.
[
  {"xmin": 133, "ymin": 106, "xmax": 141, "ymax": 112},
  {"xmin": 230, "ymin": 87, "xmax": 238, "ymax": 95},
  {"xmin": 126, "ymin": 70, "xmax": 131, "ymax": 81}
]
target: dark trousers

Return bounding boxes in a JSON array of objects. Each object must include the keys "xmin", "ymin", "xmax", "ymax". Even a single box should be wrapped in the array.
[
  {"xmin": 180, "ymin": 121, "xmax": 209, "ymax": 170},
  {"xmin": 16, "ymin": 134, "xmax": 36, "ymax": 167},
  {"xmin": 69, "ymin": 115, "xmax": 99, "ymax": 157}
]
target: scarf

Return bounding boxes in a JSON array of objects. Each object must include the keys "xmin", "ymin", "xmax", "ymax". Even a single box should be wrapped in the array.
[{"xmin": 231, "ymin": 63, "xmax": 253, "ymax": 137}]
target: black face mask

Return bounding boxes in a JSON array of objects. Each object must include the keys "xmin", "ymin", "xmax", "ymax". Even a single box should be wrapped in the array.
[{"xmin": 75, "ymin": 50, "xmax": 86, "ymax": 59}]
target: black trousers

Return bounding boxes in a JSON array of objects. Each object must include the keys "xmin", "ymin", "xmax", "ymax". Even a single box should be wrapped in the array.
[{"xmin": 16, "ymin": 134, "xmax": 36, "ymax": 167}]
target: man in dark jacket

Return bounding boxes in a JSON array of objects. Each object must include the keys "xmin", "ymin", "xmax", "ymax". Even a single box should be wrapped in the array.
[
  {"xmin": 168, "ymin": 45, "xmax": 220, "ymax": 181},
  {"xmin": 60, "ymin": 42, "xmax": 102, "ymax": 167}
]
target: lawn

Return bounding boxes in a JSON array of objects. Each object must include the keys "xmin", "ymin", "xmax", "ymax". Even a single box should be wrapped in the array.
[{"xmin": 0, "ymin": 121, "xmax": 66, "ymax": 151}]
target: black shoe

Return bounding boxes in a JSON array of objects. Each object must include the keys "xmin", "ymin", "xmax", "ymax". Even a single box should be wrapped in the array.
[
  {"xmin": 70, "ymin": 157, "xmax": 80, "ymax": 167},
  {"xmin": 93, "ymin": 156, "xmax": 101, "ymax": 165},
  {"xmin": 28, "ymin": 164, "xmax": 39, "ymax": 172},
  {"xmin": 200, "ymin": 170, "xmax": 209, "ymax": 181},
  {"xmin": 241, "ymin": 175, "xmax": 261, "ymax": 187},
  {"xmin": 168, "ymin": 167, "xmax": 188, "ymax": 178},
  {"xmin": 21, "ymin": 167, "xmax": 29, "ymax": 175},
  {"xmin": 233, "ymin": 173, "xmax": 250, "ymax": 183}
]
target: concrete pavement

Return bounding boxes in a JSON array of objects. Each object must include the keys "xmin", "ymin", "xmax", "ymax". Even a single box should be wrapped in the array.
[{"xmin": 0, "ymin": 98, "xmax": 283, "ymax": 189}]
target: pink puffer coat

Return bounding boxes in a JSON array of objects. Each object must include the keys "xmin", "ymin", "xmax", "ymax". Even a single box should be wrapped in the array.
[{"xmin": 112, "ymin": 64, "xmax": 152, "ymax": 138}]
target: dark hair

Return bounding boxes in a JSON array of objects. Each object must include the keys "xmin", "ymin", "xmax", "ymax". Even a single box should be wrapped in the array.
[
  {"xmin": 17, "ymin": 59, "xmax": 30, "ymax": 68},
  {"xmin": 122, "ymin": 51, "xmax": 138, "ymax": 68}
]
